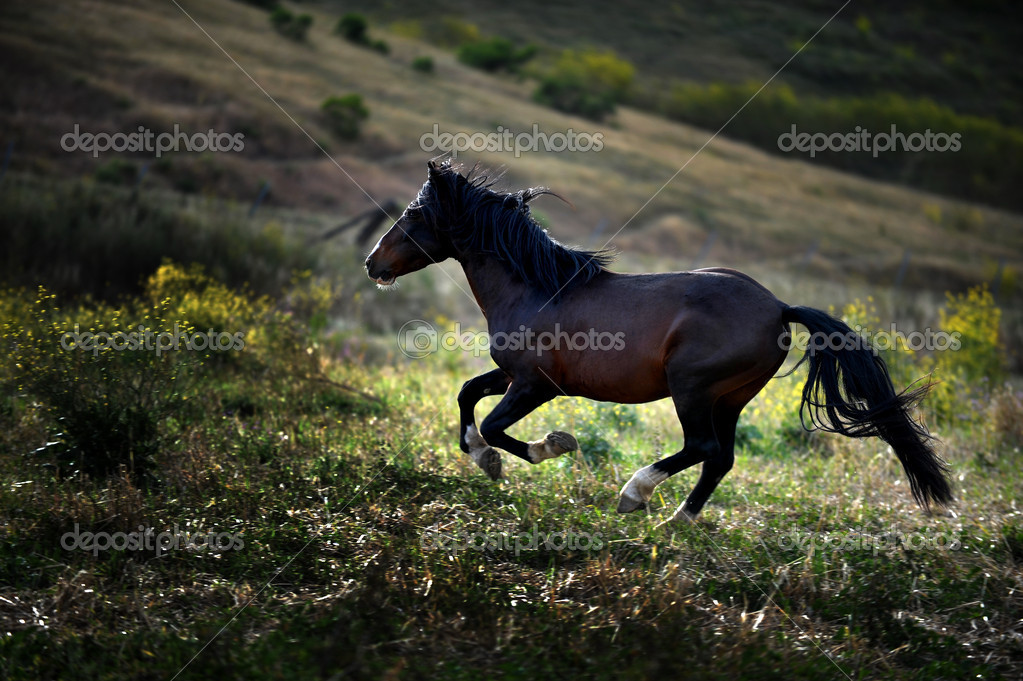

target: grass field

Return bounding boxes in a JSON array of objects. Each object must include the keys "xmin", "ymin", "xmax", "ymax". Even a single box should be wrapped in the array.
[
  {"xmin": 1, "ymin": 1, "xmax": 1022, "ymax": 679},
  {"xmin": 0, "ymin": 180, "xmax": 1021, "ymax": 679}
]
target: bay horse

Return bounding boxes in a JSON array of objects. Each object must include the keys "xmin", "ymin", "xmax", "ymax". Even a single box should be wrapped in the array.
[{"xmin": 365, "ymin": 161, "xmax": 953, "ymax": 523}]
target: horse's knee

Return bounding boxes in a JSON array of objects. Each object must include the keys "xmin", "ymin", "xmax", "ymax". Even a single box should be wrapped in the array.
[{"xmin": 457, "ymin": 379, "xmax": 476, "ymax": 407}]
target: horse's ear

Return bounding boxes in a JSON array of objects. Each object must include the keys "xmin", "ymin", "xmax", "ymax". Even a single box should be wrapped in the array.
[{"xmin": 427, "ymin": 160, "xmax": 453, "ymax": 207}]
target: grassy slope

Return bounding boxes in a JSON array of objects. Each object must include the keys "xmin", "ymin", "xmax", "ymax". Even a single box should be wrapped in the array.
[
  {"xmin": 1, "ymin": 0, "xmax": 1022, "ymax": 299},
  {"xmin": 2, "ymin": 340, "xmax": 1021, "ymax": 680}
]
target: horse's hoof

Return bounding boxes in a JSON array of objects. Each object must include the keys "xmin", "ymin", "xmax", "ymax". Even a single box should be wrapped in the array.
[
  {"xmin": 473, "ymin": 446, "xmax": 502, "ymax": 480},
  {"xmin": 527, "ymin": 431, "xmax": 578, "ymax": 463},
  {"xmin": 616, "ymin": 495, "xmax": 646, "ymax": 513},
  {"xmin": 616, "ymin": 466, "xmax": 669, "ymax": 514},
  {"xmin": 546, "ymin": 431, "xmax": 578, "ymax": 454}
]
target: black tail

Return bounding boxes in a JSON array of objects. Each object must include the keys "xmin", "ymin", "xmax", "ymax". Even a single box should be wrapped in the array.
[{"xmin": 781, "ymin": 305, "xmax": 953, "ymax": 510}]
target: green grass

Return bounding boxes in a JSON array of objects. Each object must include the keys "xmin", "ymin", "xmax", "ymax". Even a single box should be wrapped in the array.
[{"xmin": 2, "ymin": 263, "xmax": 1022, "ymax": 679}]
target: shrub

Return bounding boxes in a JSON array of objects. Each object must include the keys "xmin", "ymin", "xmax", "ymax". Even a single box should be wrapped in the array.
[
  {"xmin": 270, "ymin": 7, "xmax": 312, "ymax": 42},
  {"xmin": 457, "ymin": 38, "xmax": 536, "ymax": 73},
  {"xmin": 335, "ymin": 13, "xmax": 368, "ymax": 43},
  {"xmin": 0, "ymin": 262, "xmax": 330, "ymax": 482},
  {"xmin": 533, "ymin": 49, "xmax": 634, "ymax": 121},
  {"xmin": 831, "ymin": 290, "xmax": 1005, "ymax": 425},
  {"xmin": 335, "ymin": 13, "xmax": 389, "ymax": 54},
  {"xmin": 2, "ymin": 287, "xmax": 201, "ymax": 481},
  {"xmin": 412, "ymin": 56, "xmax": 434, "ymax": 73},
  {"xmin": 660, "ymin": 81, "xmax": 1023, "ymax": 211},
  {"xmin": 321, "ymin": 94, "xmax": 369, "ymax": 140},
  {"xmin": 925, "ymin": 285, "xmax": 1004, "ymax": 420}
]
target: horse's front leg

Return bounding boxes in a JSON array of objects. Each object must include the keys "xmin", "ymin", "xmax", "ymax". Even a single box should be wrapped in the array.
[
  {"xmin": 458, "ymin": 369, "xmax": 511, "ymax": 479},
  {"xmin": 478, "ymin": 382, "xmax": 578, "ymax": 469}
]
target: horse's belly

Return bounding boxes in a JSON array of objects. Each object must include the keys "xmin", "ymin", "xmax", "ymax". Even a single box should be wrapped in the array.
[{"xmin": 560, "ymin": 356, "xmax": 671, "ymax": 403}]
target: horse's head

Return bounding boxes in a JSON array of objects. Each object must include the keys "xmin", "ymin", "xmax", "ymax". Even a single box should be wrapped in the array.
[{"xmin": 365, "ymin": 161, "xmax": 458, "ymax": 286}]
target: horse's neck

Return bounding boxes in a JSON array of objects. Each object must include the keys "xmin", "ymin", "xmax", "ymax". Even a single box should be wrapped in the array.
[{"xmin": 459, "ymin": 255, "xmax": 537, "ymax": 325}]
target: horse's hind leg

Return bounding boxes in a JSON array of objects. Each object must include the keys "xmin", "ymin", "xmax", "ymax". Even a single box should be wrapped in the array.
[
  {"xmin": 658, "ymin": 374, "xmax": 776, "ymax": 523},
  {"xmin": 617, "ymin": 383, "xmax": 720, "ymax": 513},
  {"xmin": 458, "ymin": 368, "xmax": 511, "ymax": 479},
  {"xmin": 666, "ymin": 404, "xmax": 741, "ymax": 522}
]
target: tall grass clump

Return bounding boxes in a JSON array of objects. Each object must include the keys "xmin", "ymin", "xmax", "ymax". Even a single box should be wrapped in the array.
[{"xmin": 0, "ymin": 175, "xmax": 316, "ymax": 301}]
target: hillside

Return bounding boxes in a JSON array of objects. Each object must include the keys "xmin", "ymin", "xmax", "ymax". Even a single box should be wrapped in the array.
[{"xmin": 0, "ymin": 0, "xmax": 1020, "ymax": 299}]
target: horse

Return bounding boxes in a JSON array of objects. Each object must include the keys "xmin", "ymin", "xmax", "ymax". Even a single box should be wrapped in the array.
[{"xmin": 365, "ymin": 160, "xmax": 953, "ymax": 523}]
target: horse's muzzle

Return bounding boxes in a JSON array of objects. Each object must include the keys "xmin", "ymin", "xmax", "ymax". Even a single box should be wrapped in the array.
[{"xmin": 364, "ymin": 257, "xmax": 395, "ymax": 286}]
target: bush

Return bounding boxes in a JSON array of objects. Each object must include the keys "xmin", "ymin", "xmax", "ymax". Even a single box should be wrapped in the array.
[
  {"xmin": 925, "ymin": 285, "xmax": 1004, "ymax": 420},
  {"xmin": 533, "ymin": 49, "xmax": 634, "ymax": 121},
  {"xmin": 2, "ymin": 287, "xmax": 201, "ymax": 481},
  {"xmin": 335, "ymin": 13, "xmax": 368, "ymax": 43},
  {"xmin": 321, "ymin": 94, "xmax": 369, "ymax": 140},
  {"xmin": 830, "ymin": 290, "xmax": 1006, "ymax": 425},
  {"xmin": 335, "ymin": 13, "xmax": 389, "ymax": 54},
  {"xmin": 660, "ymin": 81, "xmax": 1023, "ymax": 211},
  {"xmin": 457, "ymin": 38, "xmax": 536, "ymax": 73},
  {"xmin": 0, "ymin": 262, "xmax": 330, "ymax": 482},
  {"xmin": 270, "ymin": 7, "xmax": 312, "ymax": 42},
  {"xmin": 412, "ymin": 56, "xmax": 434, "ymax": 73}
]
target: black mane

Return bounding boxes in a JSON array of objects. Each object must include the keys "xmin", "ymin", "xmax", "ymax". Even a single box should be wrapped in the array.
[{"xmin": 416, "ymin": 162, "xmax": 614, "ymax": 299}]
